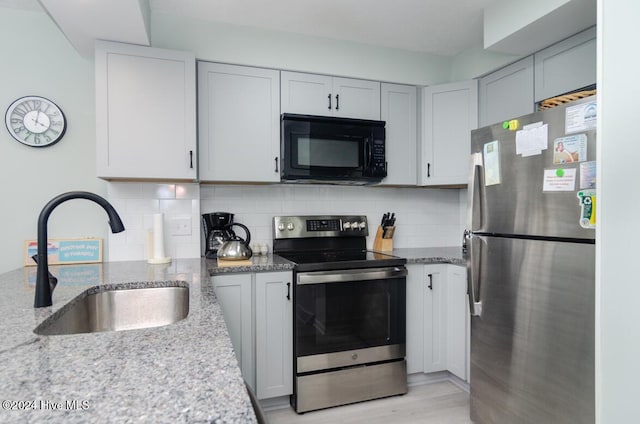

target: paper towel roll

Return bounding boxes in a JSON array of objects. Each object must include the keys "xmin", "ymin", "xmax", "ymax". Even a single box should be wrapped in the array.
[{"xmin": 149, "ymin": 213, "xmax": 171, "ymax": 264}]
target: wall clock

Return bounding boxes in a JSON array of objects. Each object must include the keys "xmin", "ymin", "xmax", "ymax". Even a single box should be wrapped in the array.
[{"xmin": 4, "ymin": 96, "xmax": 67, "ymax": 147}]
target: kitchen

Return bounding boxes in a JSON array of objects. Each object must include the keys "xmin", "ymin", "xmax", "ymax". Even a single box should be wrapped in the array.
[{"xmin": 0, "ymin": 0, "xmax": 637, "ymax": 423}]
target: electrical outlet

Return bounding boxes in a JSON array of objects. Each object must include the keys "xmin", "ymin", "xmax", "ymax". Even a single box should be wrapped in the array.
[{"xmin": 171, "ymin": 217, "xmax": 192, "ymax": 236}]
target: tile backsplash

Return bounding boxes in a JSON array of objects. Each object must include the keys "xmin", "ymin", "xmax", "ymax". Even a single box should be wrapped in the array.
[
  {"xmin": 107, "ymin": 182, "xmax": 463, "ymax": 261},
  {"xmin": 200, "ymin": 184, "xmax": 463, "ymax": 254},
  {"xmin": 107, "ymin": 183, "xmax": 201, "ymax": 261}
]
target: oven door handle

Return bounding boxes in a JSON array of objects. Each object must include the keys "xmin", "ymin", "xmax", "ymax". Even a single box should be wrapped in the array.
[{"xmin": 296, "ymin": 266, "xmax": 407, "ymax": 285}]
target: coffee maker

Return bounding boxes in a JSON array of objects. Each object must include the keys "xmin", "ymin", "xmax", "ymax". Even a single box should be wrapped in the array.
[{"xmin": 202, "ymin": 212, "xmax": 234, "ymax": 258}]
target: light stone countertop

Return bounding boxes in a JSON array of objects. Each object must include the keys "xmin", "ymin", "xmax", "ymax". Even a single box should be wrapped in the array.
[
  {"xmin": 386, "ymin": 247, "xmax": 466, "ymax": 266},
  {"xmin": 0, "ymin": 258, "xmax": 261, "ymax": 423},
  {"xmin": 0, "ymin": 248, "xmax": 461, "ymax": 423}
]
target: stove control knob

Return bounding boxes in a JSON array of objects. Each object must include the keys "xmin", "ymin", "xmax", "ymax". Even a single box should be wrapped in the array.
[
  {"xmin": 343, "ymin": 222, "xmax": 351, "ymax": 230},
  {"xmin": 358, "ymin": 222, "xmax": 366, "ymax": 230},
  {"xmin": 287, "ymin": 222, "xmax": 295, "ymax": 231},
  {"xmin": 278, "ymin": 223, "xmax": 285, "ymax": 231}
]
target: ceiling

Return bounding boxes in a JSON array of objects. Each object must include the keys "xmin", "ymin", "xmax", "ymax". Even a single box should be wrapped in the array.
[
  {"xmin": 2, "ymin": 0, "xmax": 495, "ymax": 56},
  {"xmin": 149, "ymin": 0, "xmax": 496, "ymax": 56},
  {"xmin": 1, "ymin": 0, "xmax": 596, "ymax": 58}
]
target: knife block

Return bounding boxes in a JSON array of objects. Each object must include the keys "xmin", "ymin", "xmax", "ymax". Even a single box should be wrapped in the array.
[{"xmin": 373, "ymin": 226, "xmax": 394, "ymax": 252}]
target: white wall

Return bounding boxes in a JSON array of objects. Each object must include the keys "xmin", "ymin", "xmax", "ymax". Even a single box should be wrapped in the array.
[
  {"xmin": 597, "ymin": 1, "xmax": 640, "ymax": 422},
  {"xmin": 484, "ymin": 0, "xmax": 571, "ymax": 49},
  {"xmin": 150, "ymin": 12, "xmax": 452, "ymax": 86},
  {"xmin": 450, "ymin": 45, "xmax": 523, "ymax": 81},
  {"xmin": 0, "ymin": 9, "xmax": 106, "ymax": 274}
]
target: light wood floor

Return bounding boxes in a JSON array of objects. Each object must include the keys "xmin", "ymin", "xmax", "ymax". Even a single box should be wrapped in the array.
[{"xmin": 265, "ymin": 381, "xmax": 473, "ymax": 424}]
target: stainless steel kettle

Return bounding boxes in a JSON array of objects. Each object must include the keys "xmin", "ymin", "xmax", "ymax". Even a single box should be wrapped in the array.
[{"xmin": 217, "ymin": 223, "xmax": 253, "ymax": 260}]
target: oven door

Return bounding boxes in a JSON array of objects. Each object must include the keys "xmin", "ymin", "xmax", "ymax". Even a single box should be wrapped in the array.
[
  {"xmin": 281, "ymin": 114, "xmax": 385, "ymax": 182},
  {"xmin": 295, "ymin": 266, "xmax": 406, "ymax": 373}
]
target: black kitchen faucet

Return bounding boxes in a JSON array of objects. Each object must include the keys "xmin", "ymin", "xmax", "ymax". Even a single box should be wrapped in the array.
[{"xmin": 34, "ymin": 191, "xmax": 125, "ymax": 308}]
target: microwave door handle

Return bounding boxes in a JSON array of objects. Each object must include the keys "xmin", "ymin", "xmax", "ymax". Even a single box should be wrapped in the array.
[{"xmin": 365, "ymin": 139, "xmax": 372, "ymax": 169}]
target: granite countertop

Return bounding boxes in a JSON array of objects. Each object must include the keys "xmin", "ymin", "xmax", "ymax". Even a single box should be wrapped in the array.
[
  {"xmin": 386, "ymin": 247, "xmax": 466, "ymax": 266},
  {"xmin": 0, "ymin": 248, "xmax": 461, "ymax": 422},
  {"xmin": 208, "ymin": 254, "xmax": 296, "ymax": 274},
  {"xmin": 0, "ymin": 258, "xmax": 260, "ymax": 423}
]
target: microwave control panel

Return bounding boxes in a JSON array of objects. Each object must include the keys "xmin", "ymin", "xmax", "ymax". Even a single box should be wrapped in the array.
[{"xmin": 370, "ymin": 138, "xmax": 386, "ymax": 177}]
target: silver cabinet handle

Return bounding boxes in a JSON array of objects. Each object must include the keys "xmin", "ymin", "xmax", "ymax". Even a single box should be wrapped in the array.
[{"xmin": 297, "ymin": 267, "xmax": 407, "ymax": 285}]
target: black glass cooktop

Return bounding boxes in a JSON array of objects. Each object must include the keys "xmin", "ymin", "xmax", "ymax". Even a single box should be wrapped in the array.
[{"xmin": 277, "ymin": 249, "xmax": 406, "ymax": 272}]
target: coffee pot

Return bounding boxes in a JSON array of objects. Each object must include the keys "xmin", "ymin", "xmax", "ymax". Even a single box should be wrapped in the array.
[
  {"xmin": 217, "ymin": 223, "xmax": 253, "ymax": 260},
  {"xmin": 202, "ymin": 212, "xmax": 234, "ymax": 258}
]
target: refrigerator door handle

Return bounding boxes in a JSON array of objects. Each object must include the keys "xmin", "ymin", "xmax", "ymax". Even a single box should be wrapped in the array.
[
  {"xmin": 467, "ymin": 152, "xmax": 484, "ymax": 232},
  {"xmin": 467, "ymin": 234, "xmax": 482, "ymax": 317}
]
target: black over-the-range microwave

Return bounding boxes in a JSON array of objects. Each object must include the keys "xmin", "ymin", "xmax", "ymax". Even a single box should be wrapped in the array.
[{"xmin": 280, "ymin": 113, "xmax": 386, "ymax": 185}]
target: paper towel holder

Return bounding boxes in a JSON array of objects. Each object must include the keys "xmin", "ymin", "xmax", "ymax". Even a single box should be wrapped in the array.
[{"xmin": 147, "ymin": 213, "xmax": 172, "ymax": 265}]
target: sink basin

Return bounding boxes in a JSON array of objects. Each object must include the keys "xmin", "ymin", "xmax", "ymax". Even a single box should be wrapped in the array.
[{"xmin": 34, "ymin": 285, "xmax": 189, "ymax": 336}]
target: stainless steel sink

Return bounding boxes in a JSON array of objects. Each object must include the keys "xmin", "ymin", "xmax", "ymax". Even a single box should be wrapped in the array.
[{"xmin": 34, "ymin": 285, "xmax": 189, "ymax": 336}]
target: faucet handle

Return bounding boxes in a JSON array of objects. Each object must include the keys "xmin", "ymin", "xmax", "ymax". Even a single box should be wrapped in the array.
[{"xmin": 31, "ymin": 255, "xmax": 58, "ymax": 291}]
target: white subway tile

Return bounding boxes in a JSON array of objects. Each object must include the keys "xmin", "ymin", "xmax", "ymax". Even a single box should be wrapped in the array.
[
  {"xmin": 107, "ymin": 182, "xmax": 142, "ymax": 199},
  {"xmin": 176, "ymin": 184, "xmax": 200, "ymax": 200},
  {"xmin": 140, "ymin": 184, "xmax": 176, "ymax": 199},
  {"xmin": 126, "ymin": 199, "xmax": 160, "ymax": 214},
  {"xmin": 159, "ymin": 199, "xmax": 193, "ymax": 215}
]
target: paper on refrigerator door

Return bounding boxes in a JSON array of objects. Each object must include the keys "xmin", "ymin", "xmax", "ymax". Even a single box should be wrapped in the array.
[
  {"xmin": 566, "ymin": 101, "xmax": 597, "ymax": 134},
  {"xmin": 516, "ymin": 122, "xmax": 548, "ymax": 156},
  {"xmin": 483, "ymin": 140, "xmax": 501, "ymax": 186},
  {"xmin": 543, "ymin": 168, "xmax": 577, "ymax": 192}
]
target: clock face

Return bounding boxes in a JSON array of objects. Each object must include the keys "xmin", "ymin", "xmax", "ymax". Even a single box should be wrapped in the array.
[{"xmin": 4, "ymin": 96, "xmax": 66, "ymax": 147}]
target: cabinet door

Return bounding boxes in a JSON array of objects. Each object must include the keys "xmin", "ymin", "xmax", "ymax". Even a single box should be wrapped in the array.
[
  {"xmin": 380, "ymin": 83, "xmax": 417, "ymax": 185},
  {"xmin": 281, "ymin": 71, "xmax": 333, "ymax": 117},
  {"xmin": 198, "ymin": 62, "xmax": 280, "ymax": 182},
  {"xmin": 445, "ymin": 265, "xmax": 468, "ymax": 381},
  {"xmin": 405, "ymin": 265, "xmax": 425, "ymax": 374},
  {"xmin": 255, "ymin": 272, "xmax": 293, "ymax": 399},
  {"xmin": 479, "ymin": 56, "xmax": 534, "ymax": 127},
  {"xmin": 95, "ymin": 41, "xmax": 196, "ymax": 180},
  {"xmin": 534, "ymin": 27, "xmax": 596, "ymax": 102},
  {"xmin": 212, "ymin": 274, "xmax": 254, "ymax": 389},
  {"xmin": 421, "ymin": 80, "xmax": 478, "ymax": 186},
  {"xmin": 423, "ymin": 265, "xmax": 447, "ymax": 373},
  {"xmin": 333, "ymin": 77, "xmax": 381, "ymax": 120}
]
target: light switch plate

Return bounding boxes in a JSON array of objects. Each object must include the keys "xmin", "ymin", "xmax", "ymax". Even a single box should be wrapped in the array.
[{"xmin": 170, "ymin": 217, "xmax": 192, "ymax": 236}]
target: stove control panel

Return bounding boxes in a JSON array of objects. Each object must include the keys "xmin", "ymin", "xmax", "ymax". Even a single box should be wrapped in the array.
[{"xmin": 273, "ymin": 215, "xmax": 368, "ymax": 239}]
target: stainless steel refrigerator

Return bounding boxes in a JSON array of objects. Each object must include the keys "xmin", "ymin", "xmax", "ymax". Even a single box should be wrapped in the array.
[{"xmin": 466, "ymin": 96, "xmax": 596, "ymax": 424}]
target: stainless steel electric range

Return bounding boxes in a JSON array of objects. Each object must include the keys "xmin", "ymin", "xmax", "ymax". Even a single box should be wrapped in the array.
[{"xmin": 273, "ymin": 215, "xmax": 408, "ymax": 413}]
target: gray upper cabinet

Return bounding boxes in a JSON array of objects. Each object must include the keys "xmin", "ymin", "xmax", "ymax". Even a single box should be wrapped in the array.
[
  {"xmin": 198, "ymin": 62, "xmax": 280, "ymax": 183},
  {"xmin": 478, "ymin": 56, "xmax": 534, "ymax": 127},
  {"xmin": 380, "ymin": 83, "xmax": 417, "ymax": 186},
  {"xmin": 95, "ymin": 41, "xmax": 196, "ymax": 180},
  {"xmin": 421, "ymin": 80, "xmax": 478, "ymax": 186},
  {"xmin": 534, "ymin": 27, "xmax": 596, "ymax": 102},
  {"xmin": 281, "ymin": 71, "xmax": 380, "ymax": 120}
]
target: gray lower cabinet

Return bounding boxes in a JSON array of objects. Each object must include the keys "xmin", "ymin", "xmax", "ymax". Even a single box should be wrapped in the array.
[
  {"xmin": 212, "ymin": 271, "xmax": 293, "ymax": 399},
  {"xmin": 406, "ymin": 264, "xmax": 469, "ymax": 381}
]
